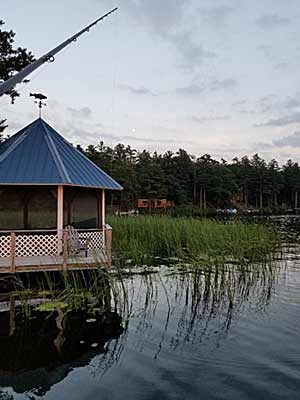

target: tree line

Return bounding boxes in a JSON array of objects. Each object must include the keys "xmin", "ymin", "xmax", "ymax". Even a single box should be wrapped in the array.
[{"xmin": 79, "ymin": 142, "xmax": 300, "ymax": 211}]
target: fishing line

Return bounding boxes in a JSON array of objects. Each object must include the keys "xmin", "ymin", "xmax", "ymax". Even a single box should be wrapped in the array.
[
  {"xmin": 111, "ymin": 12, "xmax": 119, "ymax": 139},
  {"xmin": 109, "ymin": 9, "xmax": 119, "ymax": 175}
]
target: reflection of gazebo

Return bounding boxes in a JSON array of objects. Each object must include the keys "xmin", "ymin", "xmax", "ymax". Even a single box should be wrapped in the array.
[
  {"xmin": 0, "ymin": 118, "xmax": 122, "ymax": 273},
  {"xmin": 0, "ymin": 303, "xmax": 123, "ymax": 396}
]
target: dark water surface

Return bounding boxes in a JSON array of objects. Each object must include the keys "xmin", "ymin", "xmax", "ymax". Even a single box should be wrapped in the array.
[{"xmin": 1, "ymin": 217, "xmax": 300, "ymax": 399}]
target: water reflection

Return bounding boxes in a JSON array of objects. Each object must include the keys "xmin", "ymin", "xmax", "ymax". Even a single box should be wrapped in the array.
[
  {"xmin": 0, "ymin": 259, "xmax": 287, "ymax": 399},
  {"xmin": 122, "ymin": 262, "xmax": 278, "ymax": 356},
  {"xmin": 0, "ymin": 299, "xmax": 123, "ymax": 397}
]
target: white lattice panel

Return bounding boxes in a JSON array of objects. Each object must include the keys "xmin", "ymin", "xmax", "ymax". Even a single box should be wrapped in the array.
[
  {"xmin": 16, "ymin": 234, "xmax": 58, "ymax": 257},
  {"xmin": 0, "ymin": 235, "xmax": 11, "ymax": 257},
  {"xmin": 79, "ymin": 231, "xmax": 105, "ymax": 250}
]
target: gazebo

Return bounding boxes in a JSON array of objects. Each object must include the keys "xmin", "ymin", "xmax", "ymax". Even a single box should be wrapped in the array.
[{"xmin": 0, "ymin": 118, "xmax": 122, "ymax": 273}]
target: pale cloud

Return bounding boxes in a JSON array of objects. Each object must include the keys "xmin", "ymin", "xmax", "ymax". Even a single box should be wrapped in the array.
[
  {"xmin": 121, "ymin": 0, "xmax": 189, "ymax": 35},
  {"xmin": 175, "ymin": 84, "xmax": 204, "ymax": 96},
  {"xmin": 2, "ymin": 0, "xmax": 300, "ymax": 163},
  {"xmin": 102, "ymin": 0, "xmax": 215, "ymax": 69},
  {"xmin": 200, "ymin": 5, "xmax": 234, "ymax": 26},
  {"xmin": 274, "ymin": 62, "xmax": 289, "ymax": 71},
  {"xmin": 68, "ymin": 127, "xmax": 198, "ymax": 147},
  {"xmin": 254, "ymin": 131, "xmax": 300, "ymax": 150},
  {"xmin": 3, "ymin": 120, "xmax": 23, "ymax": 132},
  {"xmin": 273, "ymin": 131, "xmax": 300, "ymax": 147},
  {"xmin": 168, "ymin": 31, "xmax": 216, "ymax": 68},
  {"xmin": 175, "ymin": 78, "xmax": 237, "ymax": 96},
  {"xmin": 285, "ymin": 97, "xmax": 300, "ymax": 109},
  {"xmin": 67, "ymin": 106, "xmax": 92, "ymax": 119},
  {"xmin": 119, "ymin": 84, "xmax": 157, "ymax": 96},
  {"xmin": 255, "ymin": 112, "xmax": 300, "ymax": 127},
  {"xmin": 257, "ymin": 45, "xmax": 272, "ymax": 59},
  {"xmin": 239, "ymin": 110, "xmax": 257, "ymax": 115},
  {"xmin": 232, "ymin": 99, "xmax": 247, "ymax": 107},
  {"xmin": 255, "ymin": 94, "xmax": 300, "ymax": 114},
  {"xmin": 191, "ymin": 115, "xmax": 230, "ymax": 124},
  {"xmin": 258, "ymin": 95, "xmax": 279, "ymax": 113},
  {"xmin": 252, "ymin": 141, "xmax": 273, "ymax": 150},
  {"xmin": 110, "ymin": 134, "xmax": 195, "ymax": 145},
  {"xmin": 210, "ymin": 78, "xmax": 238, "ymax": 91},
  {"xmin": 256, "ymin": 14, "xmax": 291, "ymax": 30}
]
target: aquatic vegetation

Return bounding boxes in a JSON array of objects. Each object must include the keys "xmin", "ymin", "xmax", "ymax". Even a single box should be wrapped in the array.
[
  {"xmin": 0, "ymin": 243, "xmax": 295, "ymax": 399},
  {"xmin": 0, "ymin": 217, "xmax": 296, "ymax": 400},
  {"xmin": 0, "ymin": 268, "xmax": 126, "ymax": 318},
  {"xmin": 36, "ymin": 300, "xmax": 68, "ymax": 312},
  {"xmin": 107, "ymin": 216, "xmax": 279, "ymax": 265},
  {"xmin": 0, "ymin": 216, "xmax": 281, "ymax": 327}
]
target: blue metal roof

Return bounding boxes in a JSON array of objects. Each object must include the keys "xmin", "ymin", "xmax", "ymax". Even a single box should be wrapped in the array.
[{"xmin": 0, "ymin": 118, "xmax": 123, "ymax": 190}]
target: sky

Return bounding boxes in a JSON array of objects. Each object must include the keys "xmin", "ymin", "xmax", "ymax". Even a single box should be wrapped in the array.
[{"xmin": 1, "ymin": 0, "xmax": 300, "ymax": 163}]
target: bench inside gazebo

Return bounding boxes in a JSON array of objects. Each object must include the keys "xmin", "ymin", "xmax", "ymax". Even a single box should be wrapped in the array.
[{"xmin": 0, "ymin": 118, "xmax": 122, "ymax": 273}]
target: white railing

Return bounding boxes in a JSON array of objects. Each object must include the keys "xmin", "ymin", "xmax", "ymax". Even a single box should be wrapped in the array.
[
  {"xmin": 0, "ymin": 226, "xmax": 112, "ymax": 272},
  {"xmin": 16, "ymin": 232, "xmax": 58, "ymax": 257},
  {"xmin": 78, "ymin": 230, "xmax": 105, "ymax": 251},
  {"xmin": 0, "ymin": 234, "xmax": 10, "ymax": 258}
]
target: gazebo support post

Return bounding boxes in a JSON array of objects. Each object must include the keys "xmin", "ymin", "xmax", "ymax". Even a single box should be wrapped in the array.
[
  {"xmin": 98, "ymin": 189, "xmax": 108, "ymax": 256},
  {"xmin": 23, "ymin": 200, "xmax": 29, "ymax": 229},
  {"xmin": 22, "ymin": 191, "xmax": 31, "ymax": 229},
  {"xmin": 97, "ymin": 189, "xmax": 106, "ymax": 228},
  {"xmin": 57, "ymin": 185, "xmax": 64, "ymax": 255},
  {"xmin": 102, "ymin": 190, "xmax": 112, "ymax": 265},
  {"xmin": 102, "ymin": 189, "xmax": 105, "ymax": 229},
  {"xmin": 104, "ymin": 225, "xmax": 112, "ymax": 265}
]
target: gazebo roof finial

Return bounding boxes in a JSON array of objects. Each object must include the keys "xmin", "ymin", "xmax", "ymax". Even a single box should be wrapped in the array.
[{"xmin": 29, "ymin": 92, "xmax": 47, "ymax": 118}]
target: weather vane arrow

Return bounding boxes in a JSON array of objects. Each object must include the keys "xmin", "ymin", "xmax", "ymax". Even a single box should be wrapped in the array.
[{"xmin": 0, "ymin": 7, "xmax": 118, "ymax": 97}]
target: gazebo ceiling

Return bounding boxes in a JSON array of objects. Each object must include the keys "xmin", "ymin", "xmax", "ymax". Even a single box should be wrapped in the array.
[{"xmin": 0, "ymin": 118, "xmax": 122, "ymax": 190}]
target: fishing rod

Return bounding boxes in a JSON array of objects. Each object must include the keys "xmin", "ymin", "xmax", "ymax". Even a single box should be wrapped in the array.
[{"xmin": 0, "ymin": 7, "xmax": 118, "ymax": 97}]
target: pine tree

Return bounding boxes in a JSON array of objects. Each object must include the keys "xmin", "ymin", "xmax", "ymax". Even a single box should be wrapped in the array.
[{"xmin": 0, "ymin": 20, "xmax": 35, "ymax": 134}]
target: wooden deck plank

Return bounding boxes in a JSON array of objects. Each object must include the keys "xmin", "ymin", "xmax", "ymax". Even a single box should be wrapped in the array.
[{"xmin": 0, "ymin": 250, "xmax": 110, "ymax": 273}]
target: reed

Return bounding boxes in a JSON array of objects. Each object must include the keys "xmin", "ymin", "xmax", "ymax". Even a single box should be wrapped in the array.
[
  {"xmin": 107, "ymin": 215, "xmax": 279, "ymax": 265},
  {"xmin": 1, "ymin": 217, "xmax": 279, "ymax": 316},
  {"xmin": 6, "ymin": 267, "xmax": 127, "ymax": 317}
]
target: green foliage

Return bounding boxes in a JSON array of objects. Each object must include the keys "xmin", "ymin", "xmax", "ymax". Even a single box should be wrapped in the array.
[
  {"xmin": 9, "ymin": 269, "xmax": 124, "ymax": 315},
  {"xmin": 0, "ymin": 119, "xmax": 7, "ymax": 136},
  {"xmin": 36, "ymin": 301, "xmax": 68, "ymax": 312},
  {"xmin": 108, "ymin": 215, "xmax": 279, "ymax": 265},
  {"xmin": 83, "ymin": 141, "xmax": 300, "ymax": 210},
  {"xmin": 0, "ymin": 20, "xmax": 35, "ymax": 135}
]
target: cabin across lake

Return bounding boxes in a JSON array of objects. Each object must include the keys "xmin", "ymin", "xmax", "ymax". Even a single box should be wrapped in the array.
[{"xmin": 0, "ymin": 118, "xmax": 122, "ymax": 273}]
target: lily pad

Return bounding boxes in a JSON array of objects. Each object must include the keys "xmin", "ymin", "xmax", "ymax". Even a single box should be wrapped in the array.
[{"xmin": 36, "ymin": 301, "xmax": 68, "ymax": 312}]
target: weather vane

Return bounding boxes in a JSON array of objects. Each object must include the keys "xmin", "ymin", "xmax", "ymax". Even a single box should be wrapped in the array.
[{"xmin": 29, "ymin": 92, "xmax": 47, "ymax": 118}]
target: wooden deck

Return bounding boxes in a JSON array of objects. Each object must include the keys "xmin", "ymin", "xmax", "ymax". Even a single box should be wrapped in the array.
[
  {"xmin": 0, "ymin": 226, "xmax": 112, "ymax": 274},
  {"xmin": 0, "ymin": 250, "xmax": 110, "ymax": 273}
]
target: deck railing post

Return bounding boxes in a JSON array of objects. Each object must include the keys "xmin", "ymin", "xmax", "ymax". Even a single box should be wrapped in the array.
[
  {"xmin": 57, "ymin": 185, "xmax": 64, "ymax": 255},
  {"xmin": 63, "ymin": 229, "xmax": 68, "ymax": 271},
  {"xmin": 104, "ymin": 224, "xmax": 112, "ymax": 266},
  {"xmin": 10, "ymin": 233, "xmax": 16, "ymax": 273}
]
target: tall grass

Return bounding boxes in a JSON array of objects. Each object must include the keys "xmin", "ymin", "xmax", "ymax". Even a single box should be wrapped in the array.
[
  {"xmin": 2, "ymin": 268, "xmax": 128, "ymax": 317},
  {"xmin": 107, "ymin": 216, "xmax": 279, "ymax": 265},
  {"xmin": 0, "ymin": 217, "xmax": 279, "ymax": 318}
]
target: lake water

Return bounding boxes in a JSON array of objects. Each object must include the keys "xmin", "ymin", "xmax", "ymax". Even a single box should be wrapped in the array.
[{"xmin": 1, "ymin": 217, "xmax": 300, "ymax": 399}]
